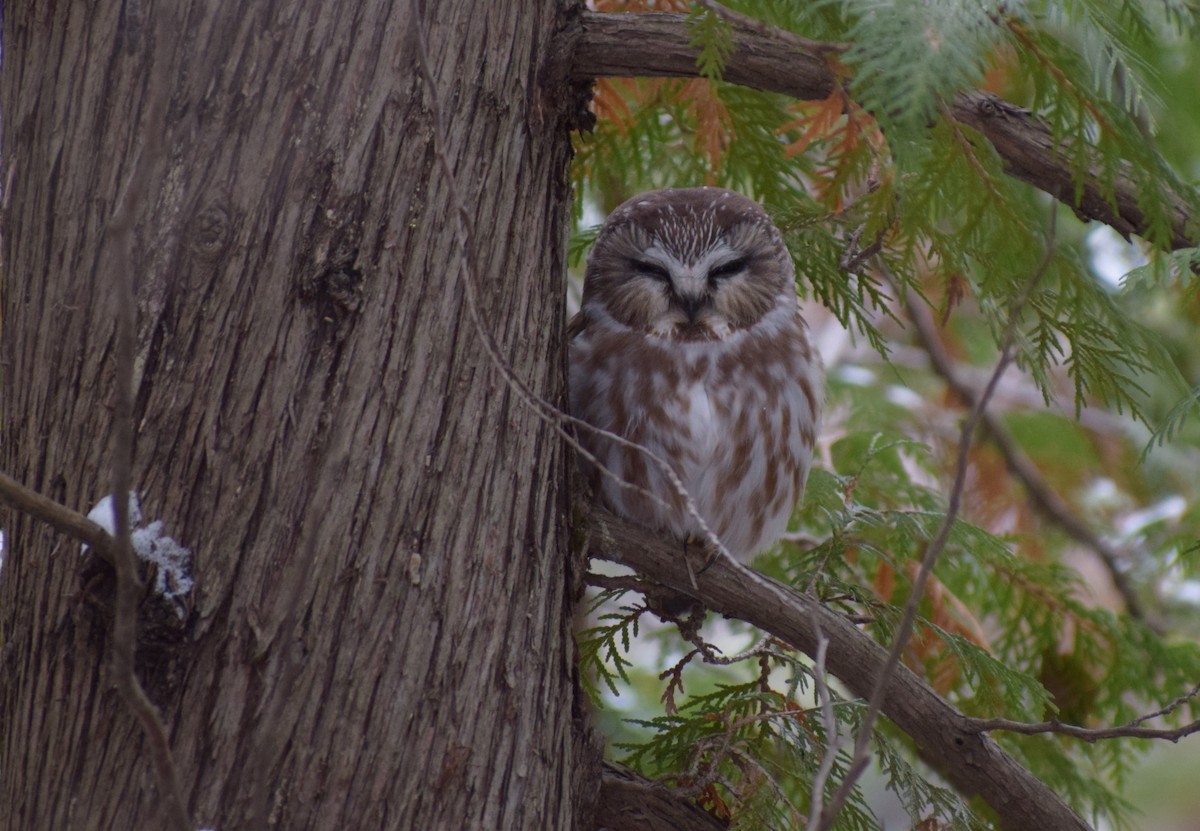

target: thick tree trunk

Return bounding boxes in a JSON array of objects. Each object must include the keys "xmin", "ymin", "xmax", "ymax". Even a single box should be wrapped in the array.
[{"xmin": 1, "ymin": 2, "xmax": 597, "ymax": 829}]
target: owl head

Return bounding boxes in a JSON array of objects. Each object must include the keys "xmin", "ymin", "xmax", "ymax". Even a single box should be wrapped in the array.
[{"xmin": 581, "ymin": 187, "xmax": 795, "ymax": 340}]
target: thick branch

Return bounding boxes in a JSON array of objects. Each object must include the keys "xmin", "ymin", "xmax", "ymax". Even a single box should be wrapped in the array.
[
  {"xmin": 567, "ymin": 12, "xmax": 835, "ymax": 106},
  {"xmin": 586, "ymin": 507, "xmax": 1092, "ymax": 831},
  {"xmin": 598, "ymin": 761, "xmax": 729, "ymax": 831},
  {"xmin": 564, "ymin": 11, "xmax": 1195, "ymax": 250},
  {"xmin": 949, "ymin": 91, "xmax": 1193, "ymax": 250}
]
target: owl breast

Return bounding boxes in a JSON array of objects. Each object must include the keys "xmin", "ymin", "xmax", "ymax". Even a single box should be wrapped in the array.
[{"xmin": 570, "ymin": 299, "xmax": 821, "ymax": 562}]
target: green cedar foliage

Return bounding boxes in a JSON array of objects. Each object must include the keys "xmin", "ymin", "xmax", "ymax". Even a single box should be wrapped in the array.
[{"xmin": 572, "ymin": 2, "xmax": 1200, "ymax": 828}]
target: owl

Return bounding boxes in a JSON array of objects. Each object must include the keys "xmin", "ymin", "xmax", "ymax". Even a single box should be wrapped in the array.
[{"xmin": 569, "ymin": 187, "xmax": 823, "ymax": 563}]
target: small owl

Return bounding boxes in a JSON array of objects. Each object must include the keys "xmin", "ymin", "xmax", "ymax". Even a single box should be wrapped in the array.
[{"xmin": 569, "ymin": 187, "xmax": 823, "ymax": 562}]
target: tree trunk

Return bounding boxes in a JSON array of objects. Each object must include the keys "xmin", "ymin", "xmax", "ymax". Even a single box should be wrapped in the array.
[{"xmin": 0, "ymin": 2, "xmax": 598, "ymax": 829}]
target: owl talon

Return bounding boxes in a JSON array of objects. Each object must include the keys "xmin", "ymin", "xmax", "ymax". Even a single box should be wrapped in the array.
[
  {"xmin": 697, "ymin": 546, "xmax": 721, "ymax": 574},
  {"xmin": 684, "ymin": 533, "xmax": 720, "ymax": 575}
]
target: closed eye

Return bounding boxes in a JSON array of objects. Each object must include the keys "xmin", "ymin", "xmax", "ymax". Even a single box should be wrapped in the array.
[
  {"xmin": 633, "ymin": 260, "xmax": 672, "ymax": 283},
  {"xmin": 708, "ymin": 257, "xmax": 748, "ymax": 282}
]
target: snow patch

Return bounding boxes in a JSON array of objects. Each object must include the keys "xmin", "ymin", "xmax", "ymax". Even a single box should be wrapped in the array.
[
  {"xmin": 1116, "ymin": 494, "xmax": 1187, "ymax": 539},
  {"xmin": 87, "ymin": 492, "xmax": 143, "ymax": 535},
  {"xmin": 83, "ymin": 492, "xmax": 193, "ymax": 618},
  {"xmin": 1167, "ymin": 579, "xmax": 1200, "ymax": 606},
  {"xmin": 1087, "ymin": 225, "xmax": 1148, "ymax": 288}
]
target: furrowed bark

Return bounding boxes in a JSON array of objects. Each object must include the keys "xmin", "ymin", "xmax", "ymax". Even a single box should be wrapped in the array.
[{"xmin": 0, "ymin": 2, "xmax": 598, "ymax": 828}]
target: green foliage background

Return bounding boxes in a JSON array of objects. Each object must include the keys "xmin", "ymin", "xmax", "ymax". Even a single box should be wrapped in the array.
[{"xmin": 573, "ymin": 2, "xmax": 1200, "ymax": 829}]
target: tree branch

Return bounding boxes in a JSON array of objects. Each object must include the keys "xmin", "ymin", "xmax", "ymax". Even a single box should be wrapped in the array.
[
  {"xmin": 598, "ymin": 760, "xmax": 728, "ymax": 831},
  {"xmin": 0, "ymin": 471, "xmax": 117, "ymax": 565},
  {"xmin": 972, "ymin": 674, "xmax": 1200, "ymax": 743},
  {"xmin": 585, "ymin": 507, "xmax": 1093, "ymax": 831},
  {"xmin": 693, "ymin": 0, "xmax": 849, "ymax": 56},
  {"xmin": 971, "ymin": 714, "xmax": 1200, "ymax": 743},
  {"xmin": 567, "ymin": 12, "xmax": 835, "ymax": 103},
  {"xmin": 563, "ymin": 11, "xmax": 1196, "ymax": 250}
]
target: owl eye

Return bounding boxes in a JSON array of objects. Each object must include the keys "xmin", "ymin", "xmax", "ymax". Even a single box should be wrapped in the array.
[
  {"xmin": 633, "ymin": 260, "xmax": 672, "ymax": 283},
  {"xmin": 708, "ymin": 257, "xmax": 749, "ymax": 282}
]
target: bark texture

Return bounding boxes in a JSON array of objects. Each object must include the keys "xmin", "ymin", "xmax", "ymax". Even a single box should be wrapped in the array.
[{"xmin": 1, "ymin": 2, "xmax": 598, "ymax": 829}]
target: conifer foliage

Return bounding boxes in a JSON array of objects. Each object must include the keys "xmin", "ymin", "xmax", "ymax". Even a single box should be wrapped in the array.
[{"xmin": 574, "ymin": 2, "xmax": 1200, "ymax": 828}]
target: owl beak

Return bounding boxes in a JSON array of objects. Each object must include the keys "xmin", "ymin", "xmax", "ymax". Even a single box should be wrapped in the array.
[{"xmin": 678, "ymin": 293, "xmax": 708, "ymax": 322}]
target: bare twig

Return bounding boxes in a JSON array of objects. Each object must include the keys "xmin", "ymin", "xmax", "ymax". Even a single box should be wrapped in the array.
[
  {"xmin": 102, "ymin": 10, "xmax": 191, "ymax": 828},
  {"xmin": 722, "ymin": 745, "xmax": 806, "ymax": 828},
  {"xmin": 973, "ymin": 678, "xmax": 1200, "ymax": 741},
  {"xmin": 971, "ymin": 715, "xmax": 1200, "ymax": 742},
  {"xmin": 805, "ymin": 632, "xmax": 846, "ymax": 829},
  {"xmin": 1130, "ymin": 679, "xmax": 1200, "ymax": 727},
  {"xmin": 838, "ymin": 225, "xmax": 886, "ymax": 275},
  {"xmin": 667, "ymin": 703, "xmax": 744, "ymax": 797},
  {"xmin": 670, "ymin": 710, "xmax": 808, "ymax": 827}
]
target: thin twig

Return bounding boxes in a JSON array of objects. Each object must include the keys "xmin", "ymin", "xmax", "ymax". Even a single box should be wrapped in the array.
[
  {"xmin": 672, "ymin": 713, "xmax": 808, "ymax": 824},
  {"xmin": 1129, "ymin": 679, "xmax": 1200, "ymax": 727},
  {"xmin": 816, "ymin": 231, "xmax": 1057, "ymax": 830},
  {"xmin": 411, "ymin": 12, "xmax": 734, "ymax": 564},
  {"xmin": 103, "ymin": 12, "xmax": 191, "ymax": 828},
  {"xmin": 838, "ymin": 225, "xmax": 886, "ymax": 275},
  {"xmin": 585, "ymin": 571, "xmax": 662, "ymax": 595},
  {"xmin": 970, "ymin": 715, "xmax": 1200, "ymax": 742},
  {"xmin": 973, "ymin": 678, "xmax": 1200, "ymax": 741},
  {"xmin": 805, "ymin": 631, "xmax": 845, "ymax": 828},
  {"xmin": 723, "ymin": 745, "xmax": 806, "ymax": 827},
  {"xmin": 669, "ymin": 706, "xmax": 745, "ymax": 797}
]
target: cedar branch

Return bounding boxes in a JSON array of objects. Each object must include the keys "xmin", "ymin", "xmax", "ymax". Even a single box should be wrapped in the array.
[
  {"xmin": 563, "ymin": 11, "xmax": 1196, "ymax": 250},
  {"xmin": 598, "ymin": 760, "xmax": 729, "ymax": 831},
  {"xmin": 586, "ymin": 507, "xmax": 1092, "ymax": 831}
]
